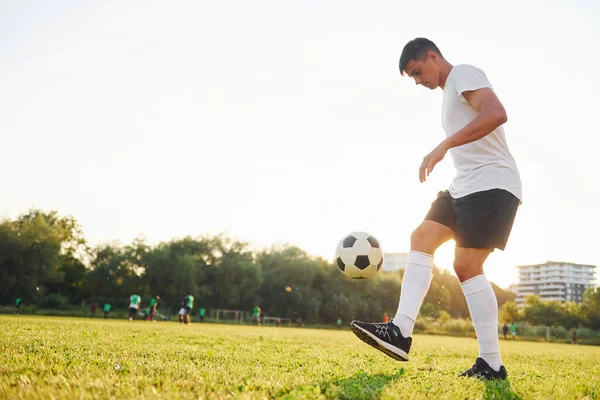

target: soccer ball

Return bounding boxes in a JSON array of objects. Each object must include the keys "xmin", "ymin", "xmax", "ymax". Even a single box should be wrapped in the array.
[{"xmin": 335, "ymin": 232, "xmax": 384, "ymax": 279}]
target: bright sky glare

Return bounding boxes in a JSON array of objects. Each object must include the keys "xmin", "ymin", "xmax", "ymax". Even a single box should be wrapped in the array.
[{"xmin": 1, "ymin": 1, "xmax": 599, "ymax": 288}]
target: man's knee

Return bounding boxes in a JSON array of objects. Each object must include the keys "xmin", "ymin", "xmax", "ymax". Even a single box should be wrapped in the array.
[
  {"xmin": 453, "ymin": 261, "xmax": 471, "ymax": 282},
  {"xmin": 410, "ymin": 221, "xmax": 453, "ymax": 254},
  {"xmin": 453, "ymin": 248, "xmax": 491, "ymax": 282},
  {"xmin": 411, "ymin": 228, "xmax": 430, "ymax": 253},
  {"xmin": 453, "ymin": 260, "xmax": 484, "ymax": 282}
]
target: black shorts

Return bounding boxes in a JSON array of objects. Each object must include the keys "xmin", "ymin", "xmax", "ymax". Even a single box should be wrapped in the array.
[{"xmin": 424, "ymin": 189, "xmax": 519, "ymax": 250}]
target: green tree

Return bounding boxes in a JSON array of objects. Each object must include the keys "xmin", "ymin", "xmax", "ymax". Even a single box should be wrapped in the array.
[
  {"xmin": 213, "ymin": 240, "xmax": 262, "ymax": 310},
  {"xmin": 142, "ymin": 237, "xmax": 210, "ymax": 313},
  {"xmin": 560, "ymin": 301, "xmax": 581, "ymax": 330},
  {"xmin": 84, "ymin": 244, "xmax": 135, "ymax": 301},
  {"xmin": 523, "ymin": 295, "xmax": 562, "ymax": 327},
  {"xmin": 257, "ymin": 245, "xmax": 323, "ymax": 322},
  {"xmin": 579, "ymin": 287, "xmax": 600, "ymax": 331},
  {"xmin": 0, "ymin": 209, "xmax": 87, "ymax": 305},
  {"xmin": 499, "ymin": 301, "xmax": 521, "ymax": 324}
]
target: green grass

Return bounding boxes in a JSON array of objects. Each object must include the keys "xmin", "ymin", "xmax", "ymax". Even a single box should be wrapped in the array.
[{"xmin": 0, "ymin": 316, "xmax": 598, "ymax": 399}]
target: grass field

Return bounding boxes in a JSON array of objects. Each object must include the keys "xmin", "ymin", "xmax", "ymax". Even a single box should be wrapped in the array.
[{"xmin": 1, "ymin": 316, "xmax": 598, "ymax": 399}]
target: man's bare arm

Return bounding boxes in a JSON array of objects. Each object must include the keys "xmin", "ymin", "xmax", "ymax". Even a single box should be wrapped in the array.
[
  {"xmin": 441, "ymin": 88, "xmax": 507, "ymax": 150},
  {"xmin": 419, "ymin": 88, "xmax": 507, "ymax": 182}
]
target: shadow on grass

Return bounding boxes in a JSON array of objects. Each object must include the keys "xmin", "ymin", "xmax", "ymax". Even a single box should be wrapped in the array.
[
  {"xmin": 277, "ymin": 369, "xmax": 405, "ymax": 400},
  {"xmin": 483, "ymin": 380, "xmax": 522, "ymax": 400}
]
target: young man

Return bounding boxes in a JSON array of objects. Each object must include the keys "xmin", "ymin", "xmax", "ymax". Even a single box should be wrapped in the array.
[
  {"xmin": 182, "ymin": 292, "xmax": 194, "ymax": 324},
  {"xmin": 149, "ymin": 295, "xmax": 160, "ymax": 322},
  {"xmin": 103, "ymin": 303, "xmax": 111, "ymax": 319},
  {"xmin": 90, "ymin": 301, "xmax": 97, "ymax": 317},
  {"xmin": 15, "ymin": 297, "xmax": 21, "ymax": 315},
  {"xmin": 252, "ymin": 305, "xmax": 261, "ymax": 326},
  {"xmin": 351, "ymin": 38, "xmax": 521, "ymax": 381},
  {"xmin": 129, "ymin": 293, "xmax": 141, "ymax": 321}
]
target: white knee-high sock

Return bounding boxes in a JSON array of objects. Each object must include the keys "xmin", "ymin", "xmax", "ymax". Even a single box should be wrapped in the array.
[
  {"xmin": 461, "ymin": 274, "xmax": 502, "ymax": 371},
  {"xmin": 391, "ymin": 250, "xmax": 434, "ymax": 338}
]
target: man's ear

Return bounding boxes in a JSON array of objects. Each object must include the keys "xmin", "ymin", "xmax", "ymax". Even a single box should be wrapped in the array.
[{"xmin": 428, "ymin": 50, "xmax": 438, "ymax": 63}]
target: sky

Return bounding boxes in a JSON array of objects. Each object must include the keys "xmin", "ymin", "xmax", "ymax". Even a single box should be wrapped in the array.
[{"xmin": 1, "ymin": 1, "xmax": 599, "ymax": 289}]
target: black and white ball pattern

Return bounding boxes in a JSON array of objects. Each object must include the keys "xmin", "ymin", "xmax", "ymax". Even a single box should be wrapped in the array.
[{"xmin": 335, "ymin": 231, "xmax": 384, "ymax": 279}]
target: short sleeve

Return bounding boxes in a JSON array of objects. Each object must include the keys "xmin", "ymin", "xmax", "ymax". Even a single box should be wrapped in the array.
[{"xmin": 454, "ymin": 65, "xmax": 493, "ymax": 103}]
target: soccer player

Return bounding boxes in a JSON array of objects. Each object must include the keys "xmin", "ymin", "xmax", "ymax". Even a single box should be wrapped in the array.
[
  {"xmin": 128, "ymin": 293, "xmax": 141, "ymax": 321},
  {"xmin": 178, "ymin": 305, "xmax": 186, "ymax": 324},
  {"xmin": 90, "ymin": 301, "xmax": 97, "ymax": 318},
  {"xmin": 103, "ymin": 303, "xmax": 111, "ymax": 319},
  {"xmin": 149, "ymin": 295, "xmax": 160, "ymax": 322},
  {"xmin": 351, "ymin": 38, "xmax": 521, "ymax": 381},
  {"xmin": 182, "ymin": 292, "xmax": 194, "ymax": 324},
  {"xmin": 252, "ymin": 305, "xmax": 261, "ymax": 326},
  {"xmin": 199, "ymin": 307, "xmax": 206, "ymax": 323},
  {"xmin": 15, "ymin": 296, "xmax": 21, "ymax": 315}
]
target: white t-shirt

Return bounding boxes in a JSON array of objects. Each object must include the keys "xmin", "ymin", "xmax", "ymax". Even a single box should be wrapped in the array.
[{"xmin": 442, "ymin": 64, "xmax": 522, "ymax": 201}]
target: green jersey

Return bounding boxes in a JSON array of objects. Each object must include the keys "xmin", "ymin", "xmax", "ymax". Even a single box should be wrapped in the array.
[
  {"xmin": 104, "ymin": 303, "xmax": 111, "ymax": 312},
  {"xmin": 150, "ymin": 298, "xmax": 157, "ymax": 308},
  {"xmin": 15, "ymin": 298, "xmax": 21, "ymax": 306},
  {"xmin": 510, "ymin": 324, "xmax": 516, "ymax": 334},
  {"xmin": 185, "ymin": 295, "xmax": 194, "ymax": 308},
  {"xmin": 253, "ymin": 307, "xmax": 260, "ymax": 317},
  {"xmin": 199, "ymin": 308, "xmax": 206, "ymax": 317},
  {"xmin": 130, "ymin": 295, "xmax": 140, "ymax": 309}
]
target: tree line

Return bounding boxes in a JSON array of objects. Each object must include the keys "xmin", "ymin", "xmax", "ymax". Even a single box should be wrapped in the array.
[
  {"xmin": 1, "ymin": 209, "xmax": 598, "ymax": 329},
  {"xmin": 499, "ymin": 291, "xmax": 600, "ymax": 331}
]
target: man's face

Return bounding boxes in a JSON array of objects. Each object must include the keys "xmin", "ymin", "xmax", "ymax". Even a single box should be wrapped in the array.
[{"xmin": 404, "ymin": 52, "xmax": 440, "ymax": 90}]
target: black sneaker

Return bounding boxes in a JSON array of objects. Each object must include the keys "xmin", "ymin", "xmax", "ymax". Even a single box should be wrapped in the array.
[
  {"xmin": 459, "ymin": 357, "xmax": 508, "ymax": 380},
  {"xmin": 350, "ymin": 320, "xmax": 411, "ymax": 361}
]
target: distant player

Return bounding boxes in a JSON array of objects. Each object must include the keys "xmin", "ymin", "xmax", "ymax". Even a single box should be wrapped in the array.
[
  {"xmin": 199, "ymin": 307, "xmax": 206, "ymax": 323},
  {"xmin": 252, "ymin": 305, "xmax": 261, "ymax": 326},
  {"xmin": 103, "ymin": 303, "xmax": 111, "ymax": 319},
  {"xmin": 15, "ymin": 297, "xmax": 21, "ymax": 315},
  {"xmin": 128, "ymin": 293, "xmax": 141, "ymax": 321},
  {"xmin": 182, "ymin": 292, "xmax": 194, "ymax": 324},
  {"xmin": 90, "ymin": 302, "xmax": 97, "ymax": 318},
  {"xmin": 149, "ymin": 295, "xmax": 160, "ymax": 322},
  {"xmin": 351, "ymin": 38, "xmax": 521, "ymax": 381}
]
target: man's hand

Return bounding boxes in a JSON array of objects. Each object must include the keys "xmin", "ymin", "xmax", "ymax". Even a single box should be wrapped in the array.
[{"xmin": 419, "ymin": 143, "xmax": 448, "ymax": 183}]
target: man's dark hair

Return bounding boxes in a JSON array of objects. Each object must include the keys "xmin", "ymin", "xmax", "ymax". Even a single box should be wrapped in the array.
[{"xmin": 399, "ymin": 38, "xmax": 444, "ymax": 75}]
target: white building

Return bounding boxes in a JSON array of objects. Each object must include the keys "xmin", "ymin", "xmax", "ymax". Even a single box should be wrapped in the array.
[
  {"xmin": 515, "ymin": 261, "xmax": 596, "ymax": 306},
  {"xmin": 382, "ymin": 252, "xmax": 408, "ymax": 272}
]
